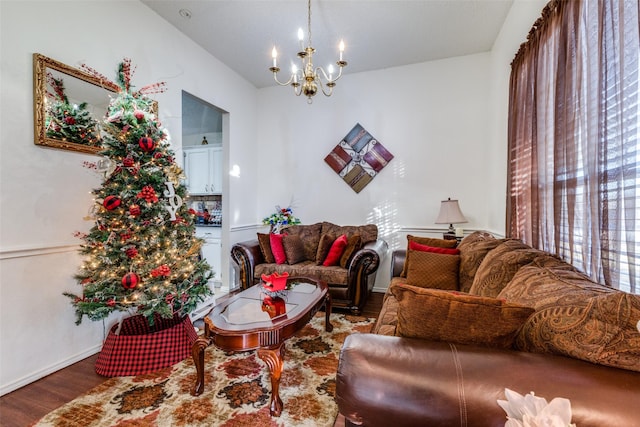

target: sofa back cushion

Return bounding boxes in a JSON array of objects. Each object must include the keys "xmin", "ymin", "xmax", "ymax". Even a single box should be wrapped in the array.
[
  {"xmin": 468, "ymin": 239, "xmax": 545, "ymax": 297},
  {"xmin": 497, "ymin": 258, "xmax": 613, "ymax": 311},
  {"xmin": 284, "ymin": 222, "xmax": 323, "ymax": 261},
  {"xmin": 497, "ymin": 260, "xmax": 640, "ymax": 372},
  {"xmin": 456, "ymin": 231, "xmax": 508, "ymax": 293},
  {"xmin": 391, "ymin": 284, "xmax": 534, "ymax": 349},
  {"xmin": 515, "ymin": 290, "xmax": 640, "ymax": 372},
  {"xmin": 321, "ymin": 222, "xmax": 378, "ymax": 245}
]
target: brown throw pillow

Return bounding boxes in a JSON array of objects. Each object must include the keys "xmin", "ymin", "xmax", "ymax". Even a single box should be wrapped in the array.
[
  {"xmin": 282, "ymin": 234, "xmax": 307, "ymax": 265},
  {"xmin": 315, "ymin": 233, "xmax": 335, "ymax": 265},
  {"xmin": 257, "ymin": 233, "xmax": 275, "ymax": 263},
  {"xmin": 400, "ymin": 235, "xmax": 458, "ymax": 277},
  {"xmin": 340, "ymin": 234, "xmax": 362, "ymax": 268},
  {"xmin": 391, "ymin": 284, "xmax": 535, "ymax": 349},
  {"xmin": 405, "ymin": 250, "xmax": 459, "ymax": 290}
]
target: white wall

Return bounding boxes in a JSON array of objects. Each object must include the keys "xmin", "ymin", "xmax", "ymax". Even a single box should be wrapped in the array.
[
  {"xmin": 257, "ymin": 53, "xmax": 493, "ymax": 281},
  {"xmin": 0, "ymin": 0, "xmax": 259, "ymax": 395}
]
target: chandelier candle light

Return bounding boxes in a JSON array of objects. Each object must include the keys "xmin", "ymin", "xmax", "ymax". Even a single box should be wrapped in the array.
[{"xmin": 269, "ymin": 0, "xmax": 347, "ymax": 103}]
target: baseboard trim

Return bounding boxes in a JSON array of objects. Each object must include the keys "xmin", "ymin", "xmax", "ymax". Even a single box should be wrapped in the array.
[
  {"xmin": 0, "ymin": 344, "xmax": 102, "ymax": 396},
  {"xmin": 372, "ymin": 285, "xmax": 388, "ymax": 294}
]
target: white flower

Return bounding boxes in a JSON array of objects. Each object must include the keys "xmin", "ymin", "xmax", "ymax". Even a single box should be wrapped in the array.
[{"xmin": 498, "ymin": 388, "xmax": 576, "ymax": 427}]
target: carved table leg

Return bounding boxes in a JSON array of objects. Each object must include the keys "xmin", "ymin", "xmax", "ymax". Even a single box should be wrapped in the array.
[
  {"xmin": 257, "ymin": 343, "xmax": 285, "ymax": 416},
  {"xmin": 324, "ymin": 294, "xmax": 333, "ymax": 332},
  {"xmin": 191, "ymin": 336, "xmax": 211, "ymax": 396}
]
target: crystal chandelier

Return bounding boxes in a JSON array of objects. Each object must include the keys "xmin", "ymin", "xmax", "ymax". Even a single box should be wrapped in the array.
[{"xmin": 269, "ymin": 0, "xmax": 347, "ymax": 103}]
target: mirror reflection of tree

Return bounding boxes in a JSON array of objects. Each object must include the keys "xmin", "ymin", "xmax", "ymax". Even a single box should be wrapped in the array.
[{"xmin": 45, "ymin": 72, "xmax": 101, "ymax": 146}]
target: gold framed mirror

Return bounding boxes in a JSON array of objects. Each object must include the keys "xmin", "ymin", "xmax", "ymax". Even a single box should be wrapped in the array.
[{"xmin": 33, "ymin": 53, "xmax": 120, "ymax": 155}]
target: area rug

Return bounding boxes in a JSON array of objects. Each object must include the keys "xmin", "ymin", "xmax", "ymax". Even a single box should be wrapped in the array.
[{"xmin": 32, "ymin": 312, "xmax": 374, "ymax": 427}]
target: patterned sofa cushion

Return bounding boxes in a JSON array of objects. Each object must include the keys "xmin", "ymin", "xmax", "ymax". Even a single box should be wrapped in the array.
[
  {"xmin": 284, "ymin": 222, "xmax": 323, "ymax": 261},
  {"xmin": 515, "ymin": 291, "xmax": 640, "ymax": 372},
  {"xmin": 321, "ymin": 222, "xmax": 378, "ymax": 244},
  {"xmin": 497, "ymin": 259, "xmax": 640, "ymax": 371},
  {"xmin": 468, "ymin": 239, "xmax": 546, "ymax": 297},
  {"xmin": 371, "ymin": 278, "xmax": 403, "ymax": 336},
  {"xmin": 497, "ymin": 258, "xmax": 614, "ymax": 311},
  {"xmin": 456, "ymin": 231, "xmax": 509, "ymax": 293},
  {"xmin": 254, "ymin": 262, "xmax": 348, "ymax": 285}
]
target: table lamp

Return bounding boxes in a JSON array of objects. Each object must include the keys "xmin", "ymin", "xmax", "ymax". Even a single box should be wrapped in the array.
[{"xmin": 435, "ymin": 198, "xmax": 468, "ymax": 238}]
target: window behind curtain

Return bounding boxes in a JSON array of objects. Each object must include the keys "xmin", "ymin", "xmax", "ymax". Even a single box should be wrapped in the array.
[{"xmin": 507, "ymin": 0, "xmax": 640, "ymax": 294}]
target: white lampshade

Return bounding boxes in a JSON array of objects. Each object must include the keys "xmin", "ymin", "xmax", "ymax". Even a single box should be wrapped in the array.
[{"xmin": 435, "ymin": 198, "xmax": 467, "ymax": 232}]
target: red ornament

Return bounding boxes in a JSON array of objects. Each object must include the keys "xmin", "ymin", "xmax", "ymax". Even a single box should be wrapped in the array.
[
  {"xmin": 134, "ymin": 110, "xmax": 145, "ymax": 121},
  {"xmin": 153, "ymin": 152, "xmax": 163, "ymax": 159},
  {"xmin": 107, "ymin": 299, "xmax": 116, "ymax": 307},
  {"xmin": 123, "ymin": 157, "xmax": 135, "ymax": 167},
  {"xmin": 125, "ymin": 247, "xmax": 138, "ymax": 258},
  {"xmin": 136, "ymin": 186, "xmax": 158, "ymax": 203},
  {"xmin": 122, "ymin": 272, "xmax": 140, "ymax": 289},
  {"xmin": 103, "ymin": 195, "xmax": 121, "ymax": 210},
  {"xmin": 64, "ymin": 116, "xmax": 76, "ymax": 125},
  {"xmin": 151, "ymin": 264, "xmax": 171, "ymax": 278},
  {"xmin": 129, "ymin": 204, "xmax": 141, "ymax": 216},
  {"xmin": 138, "ymin": 136, "xmax": 155, "ymax": 152}
]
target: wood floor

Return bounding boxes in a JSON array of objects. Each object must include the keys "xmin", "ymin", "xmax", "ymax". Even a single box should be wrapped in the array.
[{"xmin": 0, "ymin": 292, "xmax": 384, "ymax": 427}]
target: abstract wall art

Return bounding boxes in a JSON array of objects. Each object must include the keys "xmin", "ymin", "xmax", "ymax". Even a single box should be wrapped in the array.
[{"xmin": 324, "ymin": 123, "xmax": 394, "ymax": 193}]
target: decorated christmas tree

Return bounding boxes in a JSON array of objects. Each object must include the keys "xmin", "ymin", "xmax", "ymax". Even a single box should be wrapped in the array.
[
  {"xmin": 45, "ymin": 72, "xmax": 101, "ymax": 146},
  {"xmin": 65, "ymin": 59, "xmax": 213, "ymax": 325}
]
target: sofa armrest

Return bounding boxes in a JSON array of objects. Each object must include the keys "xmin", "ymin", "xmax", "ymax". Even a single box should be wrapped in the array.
[
  {"xmin": 340, "ymin": 239, "xmax": 386, "ymax": 314},
  {"xmin": 390, "ymin": 249, "xmax": 406, "ymax": 280},
  {"xmin": 230, "ymin": 239, "xmax": 264, "ymax": 290},
  {"xmin": 348, "ymin": 239, "xmax": 387, "ymax": 275},
  {"xmin": 337, "ymin": 334, "xmax": 640, "ymax": 427}
]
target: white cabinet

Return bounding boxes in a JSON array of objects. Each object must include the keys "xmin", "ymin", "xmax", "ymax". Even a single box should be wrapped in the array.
[
  {"xmin": 184, "ymin": 147, "xmax": 222, "ymax": 194},
  {"xmin": 201, "ymin": 237, "xmax": 222, "ymax": 285},
  {"xmin": 190, "ymin": 227, "xmax": 224, "ymax": 321},
  {"xmin": 196, "ymin": 227, "xmax": 223, "ymax": 287}
]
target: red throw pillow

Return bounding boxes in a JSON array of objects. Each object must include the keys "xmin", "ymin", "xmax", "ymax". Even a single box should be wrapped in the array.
[
  {"xmin": 323, "ymin": 234, "xmax": 348, "ymax": 266},
  {"xmin": 270, "ymin": 233, "xmax": 287, "ymax": 264},
  {"xmin": 409, "ymin": 240, "xmax": 460, "ymax": 255}
]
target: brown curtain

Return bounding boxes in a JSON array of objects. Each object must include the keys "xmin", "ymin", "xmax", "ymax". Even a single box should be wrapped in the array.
[{"xmin": 507, "ymin": 0, "xmax": 640, "ymax": 294}]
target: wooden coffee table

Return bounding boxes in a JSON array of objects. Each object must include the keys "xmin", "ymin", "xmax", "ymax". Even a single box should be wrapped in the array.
[{"xmin": 190, "ymin": 276, "xmax": 332, "ymax": 416}]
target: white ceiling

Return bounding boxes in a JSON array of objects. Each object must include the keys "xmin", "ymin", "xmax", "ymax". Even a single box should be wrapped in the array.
[{"xmin": 142, "ymin": 0, "xmax": 515, "ymax": 89}]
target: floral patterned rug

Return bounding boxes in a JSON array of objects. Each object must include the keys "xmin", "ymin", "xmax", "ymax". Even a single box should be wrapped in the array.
[{"xmin": 32, "ymin": 312, "xmax": 374, "ymax": 427}]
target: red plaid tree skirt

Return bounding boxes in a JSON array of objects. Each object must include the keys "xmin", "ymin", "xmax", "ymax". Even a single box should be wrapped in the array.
[{"xmin": 95, "ymin": 314, "xmax": 198, "ymax": 377}]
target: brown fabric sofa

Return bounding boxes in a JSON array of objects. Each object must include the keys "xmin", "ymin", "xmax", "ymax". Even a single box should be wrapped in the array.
[
  {"xmin": 230, "ymin": 222, "xmax": 387, "ymax": 314},
  {"xmin": 336, "ymin": 231, "xmax": 640, "ymax": 426}
]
